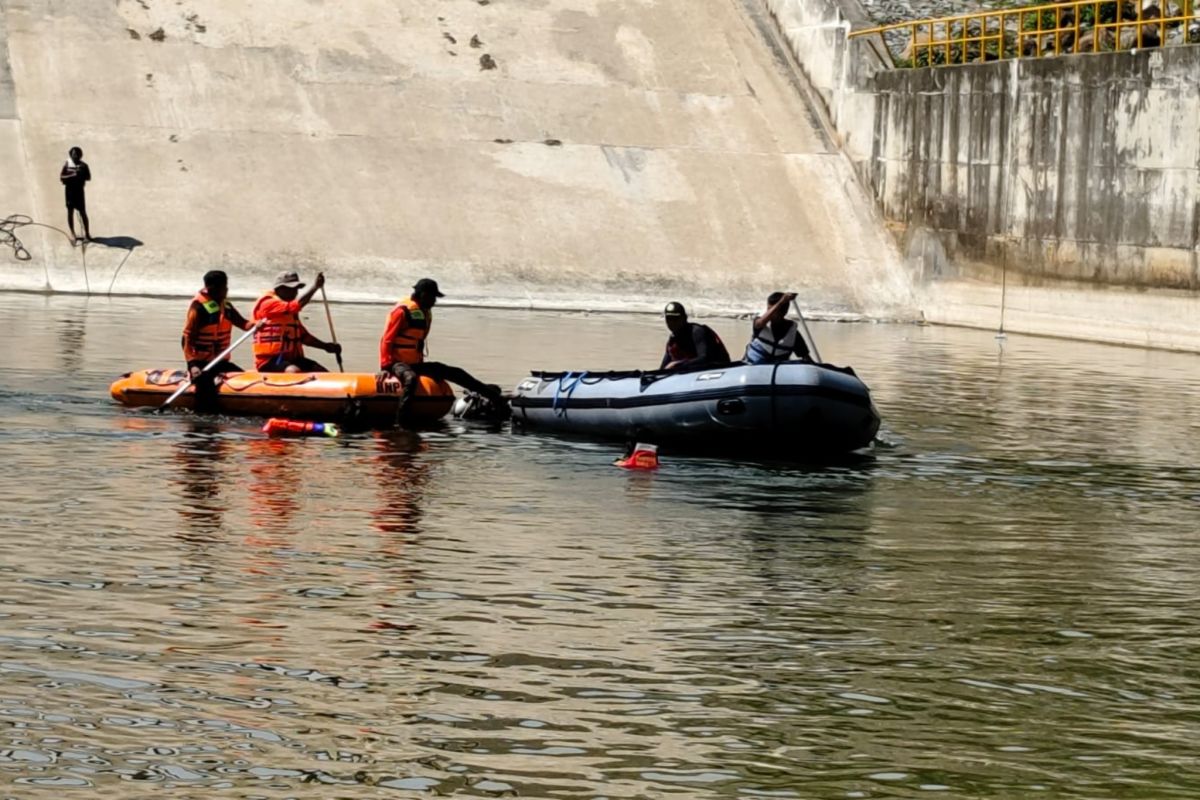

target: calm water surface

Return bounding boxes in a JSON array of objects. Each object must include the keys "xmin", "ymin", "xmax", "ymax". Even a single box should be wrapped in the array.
[{"xmin": 1, "ymin": 293, "xmax": 1199, "ymax": 798}]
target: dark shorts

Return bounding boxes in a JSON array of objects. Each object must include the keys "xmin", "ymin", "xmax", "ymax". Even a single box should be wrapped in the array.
[
  {"xmin": 258, "ymin": 356, "xmax": 328, "ymax": 374},
  {"xmin": 66, "ymin": 194, "xmax": 86, "ymax": 212}
]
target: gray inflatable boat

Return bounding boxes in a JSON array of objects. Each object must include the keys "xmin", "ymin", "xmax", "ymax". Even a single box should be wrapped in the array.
[{"xmin": 510, "ymin": 361, "xmax": 880, "ymax": 455}]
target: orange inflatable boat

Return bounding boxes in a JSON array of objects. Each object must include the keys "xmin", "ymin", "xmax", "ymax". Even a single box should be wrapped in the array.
[{"xmin": 110, "ymin": 369, "xmax": 455, "ymax": 426}]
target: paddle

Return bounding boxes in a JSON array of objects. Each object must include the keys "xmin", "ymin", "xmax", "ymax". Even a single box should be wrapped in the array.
[
  {"xmin": 156, "ymin": 321, "xmax": 264, "ymax": 412},
  {"xmin": 790, "ymin": 295, "xmax": 823, "ymax": 364},
  {"xmin": 319, "ymin": 286, "xmax": 344, "ymax": 371}
]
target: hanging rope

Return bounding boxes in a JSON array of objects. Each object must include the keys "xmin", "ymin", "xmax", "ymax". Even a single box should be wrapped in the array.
[{"xmin": 0, "ymin": 213, "xmax": 141, "ymax": 295}]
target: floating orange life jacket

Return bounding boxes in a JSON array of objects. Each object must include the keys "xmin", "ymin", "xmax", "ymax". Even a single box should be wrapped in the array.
[
  {"xmin": 383, "ymin": 298, "xmax": 431, "ymax": 367},
  {"xmin": 182, "ymin": 290, "xmax": 233, "ymax": 362},
  {"xmin": 252, "ymin": 292, "xmax": 303, "ymax": 366}
]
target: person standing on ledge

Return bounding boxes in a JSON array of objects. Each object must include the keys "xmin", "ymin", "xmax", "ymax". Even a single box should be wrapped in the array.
[
  {"xmin": 59, "ymin": 146, "xmax": 91, "ymax": 244},
  {"xmin": 660, "ymin": 301, "xmax": 731, "ymax": 371},
  {"xmin": 379, "ymin": 278, "xmax": 508, "ymax": 421},
  {"xmin": 182, "ymin": 270, "xmax": 254, "ymax": 409},
  {"xmin": 252, "ymin": 271, "xmax": 342, "ymax": 373},
  {"xmin": 743, "ymin": 292, "xmax": 812, "ymax": 365}
]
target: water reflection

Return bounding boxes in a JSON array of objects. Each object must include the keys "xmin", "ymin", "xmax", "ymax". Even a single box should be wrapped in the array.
[
  {"xmin": 55, "ymin": 305, "xmax": 88, "ymax": 375},
  {"xmin": 371, "ymin": 430, "xmax": 429, "ymax": 537},
  {"xmin": 245, "ymin": 437, "xmax": 300, "ymax": 539},
  {"xmin": 171, "ymin": 421, "xmax": 228, "ymax": 542}
]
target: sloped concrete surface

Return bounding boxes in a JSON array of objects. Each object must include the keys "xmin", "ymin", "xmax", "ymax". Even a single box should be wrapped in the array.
[{"xmin": 0, "ymin": 0, "xmax": 913, "ymax": 317}]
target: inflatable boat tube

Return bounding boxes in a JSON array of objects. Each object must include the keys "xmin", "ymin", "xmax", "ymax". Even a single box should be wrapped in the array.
[
  {"xmin": 510, "ymin": 361, "xmax": 880, "ymax": 455},
  {"xmin": 110, "ymin": 369, "xmax": 454, "ymax": 426}
]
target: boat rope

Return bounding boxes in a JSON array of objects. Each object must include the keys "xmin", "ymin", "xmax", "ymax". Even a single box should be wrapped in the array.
[
  {"xmin": 552, "ymin": 371, "xmax": 588, "ymax": 415},
  {"xmin": 224, "ymin": 375, "xmax": 318, "ymax": 392}
]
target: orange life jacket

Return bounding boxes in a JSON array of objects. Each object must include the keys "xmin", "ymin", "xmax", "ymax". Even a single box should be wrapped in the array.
[
  {"xmin": 383, "ymin": 298, "xmax": 431, "ymax": 366},
  {"xmin": 182, "ymin": 290, "xmax": 233, "ymax": 362},
  {"xmin": 252, "ymin": 291, "xmax": 303, "ymax": 366}
]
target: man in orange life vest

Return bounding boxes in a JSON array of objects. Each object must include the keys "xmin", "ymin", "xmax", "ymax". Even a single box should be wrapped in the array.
[
  {"xmin": 252, "ymin": 271, "xmax": 342, "ymax": 373},
  {"xmin": 379, "ymin": 278, "xmax": 507, "ymax": 421},
  {"xmin": 660, "ymin": 301, "xmax": 731, "ymax": 371},
  {"xmin": 181, "ymin": 270, "xmax": 254, "ymax": 408}
]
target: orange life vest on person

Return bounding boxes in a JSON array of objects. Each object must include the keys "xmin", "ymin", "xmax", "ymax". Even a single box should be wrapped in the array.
[
  {"xmin": 383, "ymin": 298, "xmax": 431, "ymax": 366},
  {"xmin": 252, "ymin": 291, "xmax": 303, "ymax": 366},
  {"xmin": 182, "ymin": 290, "xmax": 233, "ymax": 362}
]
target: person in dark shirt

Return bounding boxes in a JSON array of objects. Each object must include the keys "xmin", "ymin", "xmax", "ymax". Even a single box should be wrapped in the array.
[
  {"xmin": 660, "ymin": 301, "xmax": 732, "ymax": 371},
  {"xmin": 59, "ymin": 146, "xmax": 92, "ymax": 244}
]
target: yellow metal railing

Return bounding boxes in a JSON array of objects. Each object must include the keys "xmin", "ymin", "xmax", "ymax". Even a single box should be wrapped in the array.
[{"xmin": 850, "ymin": 0, "xmax": 1199, "ymax": 67}]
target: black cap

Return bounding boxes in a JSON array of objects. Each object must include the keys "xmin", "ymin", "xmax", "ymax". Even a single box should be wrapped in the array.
[
  {"xmin": 664, "ymin": 301, "xmax": 687, "ymax": 317},
  {"xmin": 413, "ymin": 278, "xmax": 445, "ymax": 297},
  {"xmin": 203, "ymin": 270, "xmax": 228, "ymax": 288}
]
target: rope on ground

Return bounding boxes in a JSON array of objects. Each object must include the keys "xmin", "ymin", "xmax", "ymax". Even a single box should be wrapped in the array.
[
  {"xmin": 1, "ymin": 213, "xmax": 134, "ymax": 296},
  {"xmin": 3, "ymin": 212, "xmax": 79, "ymax": 290},
  {"xmin": 1, "ymin": 214, "xmax": 35, "ymax": 261}
]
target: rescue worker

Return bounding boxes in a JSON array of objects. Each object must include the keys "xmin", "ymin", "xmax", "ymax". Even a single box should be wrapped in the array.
[
  {"xmin": 660, "ymin": 301, "xmax": 731, "ymax": 371},
  {"xmin": 379, "ymin": 278, "xmax": 508, "ymax": 422},
  {"xmin": 252, "ymin": 271, "xmax": 342, "ymax": 373},
  {"xmin": 181, "ymin": 270, "xmax": 253, "ymax": 409},
  {"xmin": 743, "ymin": 292, "xmax": 812, "ymax": 364}
]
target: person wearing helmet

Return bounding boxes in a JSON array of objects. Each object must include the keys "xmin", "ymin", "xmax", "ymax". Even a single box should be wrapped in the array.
[{"xmin": 660, "ymin": 302, "xmax": 731, "ymax": 371}]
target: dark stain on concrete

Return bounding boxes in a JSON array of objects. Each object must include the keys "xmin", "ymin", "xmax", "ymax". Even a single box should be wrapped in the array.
[
  {"xmin": 127, "ymin": 28, "xmax": 141, "ymax": 40},
  {"xmin": 470, "ymin": 35, "xmax": 483, "ymax": 49},
  {"xmin": 479, "ymin": 53, "xmax": 497, "ymax": 70},
  {"xmin": 872, "ymin": 47, "xmax": 1200, "ymax": 290},
  {"xmin": 543, "ymin": 139, "xmax": 562, "ymax": 146},
  {"xmin": 148, "ymin": 28, "xmax": 166, "ymax": 42}
]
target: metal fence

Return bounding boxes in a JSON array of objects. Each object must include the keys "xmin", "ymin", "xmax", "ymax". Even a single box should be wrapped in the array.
[{"xmin": 850, "ymin": 0, "xmax": 1200, "ymax": 67}]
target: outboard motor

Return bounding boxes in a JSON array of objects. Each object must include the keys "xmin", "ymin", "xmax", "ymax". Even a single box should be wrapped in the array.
[{"xmin": 452, "ymin": 385, "xmax": 511, "ymax": 422}]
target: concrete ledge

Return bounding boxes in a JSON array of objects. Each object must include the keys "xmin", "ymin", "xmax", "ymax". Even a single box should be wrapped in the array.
[{"xmin": 923, "ymin": 276, "xmax": 1200, "ymax": 352}]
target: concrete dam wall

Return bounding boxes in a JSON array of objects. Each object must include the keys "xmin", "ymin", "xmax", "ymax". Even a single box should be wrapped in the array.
[
  {"xmin": 770, "ymin": 0, "xmax": 1200, "ymax": 351},
  {"xmin": 0, "ymin": 0, "xmax": 913, "ymax": 318}
]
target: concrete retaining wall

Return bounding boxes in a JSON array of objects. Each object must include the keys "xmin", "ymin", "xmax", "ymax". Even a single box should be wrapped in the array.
[
  {"xmin": 768, "ymin": 0, "xmax": 1200, "ymax": 350},
  {"xmin": 873, "ymin": 48, "xmax": 1200, "ymax": 291}
]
